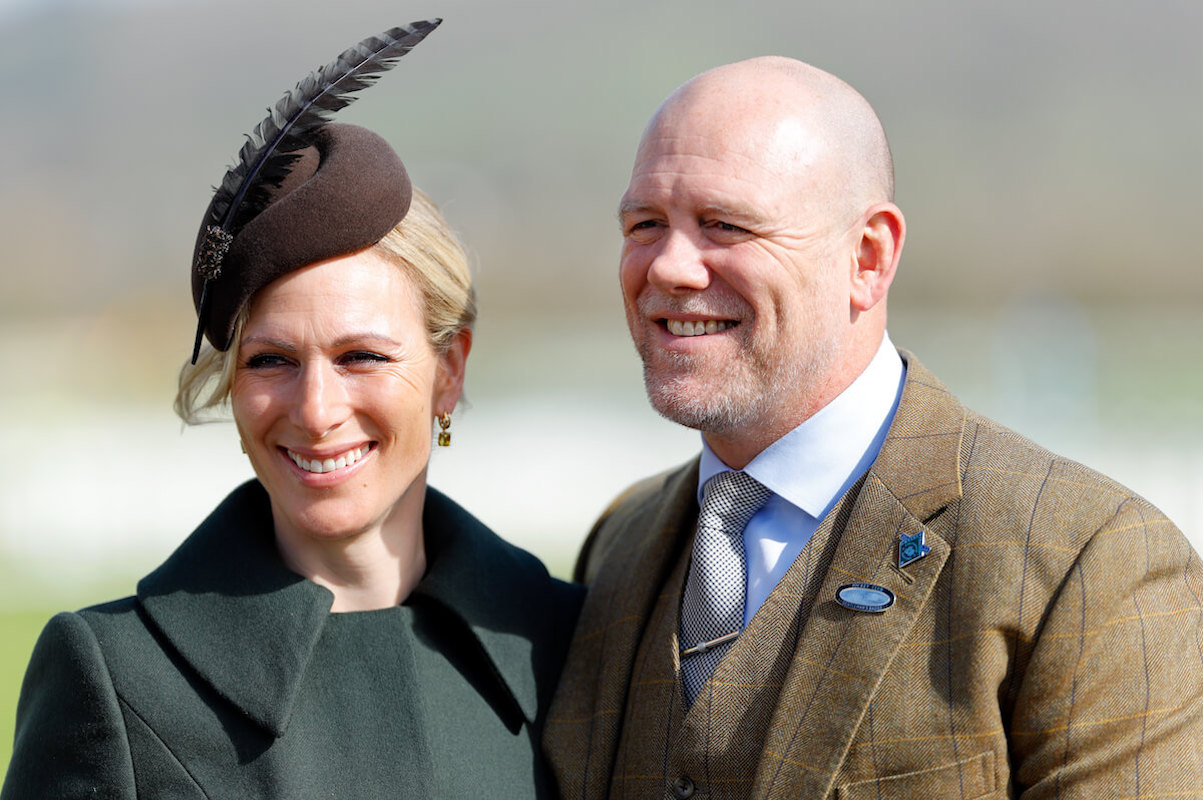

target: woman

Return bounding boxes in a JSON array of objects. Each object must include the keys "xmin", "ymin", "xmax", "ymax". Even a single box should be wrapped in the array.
[{"xmin": 2, "ymin": 23, "xmax": 581, "ymax": 799}]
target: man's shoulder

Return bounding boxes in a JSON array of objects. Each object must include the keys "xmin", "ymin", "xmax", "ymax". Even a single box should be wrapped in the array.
[
  {"xmin": 959, "ymin": 407, "xmax": 1174, "ymax": 536},
  {"xmin": 573, "ymin": 459, "xmax": 698, "ymax": 584},
  {"xmin": 895, "ymin": 351, "xmax": 1178, "ymax": 547},
  {"xmin": 898, "ymin": 358, "xmax": 1177, "ymax": 559}
]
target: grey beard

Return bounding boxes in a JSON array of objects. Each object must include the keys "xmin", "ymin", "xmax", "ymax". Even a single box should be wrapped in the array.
[
  {"xmin": 643, "ymin": 359, "xmax": 754, "ymax": 433},
  {"xmin": 639, "ymin": 337, "xmax": 837, "ymax": 437}
]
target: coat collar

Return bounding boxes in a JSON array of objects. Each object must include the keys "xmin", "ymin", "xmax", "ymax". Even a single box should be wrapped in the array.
[
  {"xmin": 412, "ymin": 486, "xmax": 551, "ymax": 725},
  {"xmin": 138, "ymin": 481, "xmax": 546, "ymax": 736},
  {"xmin": 869, "ymin": 350, "xmax": 965, "ymax": 522}
]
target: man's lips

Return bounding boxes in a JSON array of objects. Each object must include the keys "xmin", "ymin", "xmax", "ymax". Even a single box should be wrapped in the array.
[
  {"xmin": 664, "ymin": 319, "xmax": 738, "ymax": 337},
  {"xmin": 282, "ymin": 443, "xmax": 373, "ymax": 474}
]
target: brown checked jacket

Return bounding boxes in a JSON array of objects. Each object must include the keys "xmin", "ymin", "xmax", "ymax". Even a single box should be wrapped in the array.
[{"xmin": 544, "ymin": 352, "xmax": 1203, "ymax": 799}]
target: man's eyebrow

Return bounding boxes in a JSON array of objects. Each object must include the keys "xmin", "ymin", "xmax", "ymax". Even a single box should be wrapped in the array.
[
  {"xmin": 617, "ymin": 199, "xmax": 767, "ymax": 224},
  {"xmin": 697, "ymin": 203, "xmax": 767, "ymax": 226},
  {"xmin": 617, "ymin": 200, "xmax": 657, "ymax": 221}
]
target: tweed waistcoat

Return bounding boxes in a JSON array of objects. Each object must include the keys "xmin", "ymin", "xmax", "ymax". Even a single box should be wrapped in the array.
[{"xmin": 610, "ymin": 484, "xmax": 862, "ymax": 800}]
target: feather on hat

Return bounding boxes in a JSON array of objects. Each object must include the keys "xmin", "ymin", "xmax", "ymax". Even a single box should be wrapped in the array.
[{"xmin": 190, "ymin": 20, "xmax": 442, "ymax": 362}]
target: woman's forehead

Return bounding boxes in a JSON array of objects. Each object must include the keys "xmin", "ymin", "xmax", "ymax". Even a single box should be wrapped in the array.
[{"xmin": 243, "ymin": 253, "xmax": 424, "ymax": 337}]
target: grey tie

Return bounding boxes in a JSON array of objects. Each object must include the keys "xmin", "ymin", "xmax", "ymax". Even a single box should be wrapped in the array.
[{"xmin": 679, "ymin": 470, "xmax": 772, "ymax": 707}]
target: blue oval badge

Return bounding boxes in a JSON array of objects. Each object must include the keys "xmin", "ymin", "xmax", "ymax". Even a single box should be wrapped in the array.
[{"xmin": 836, "ymin": 583, "xmax": 895, "ymax": 613}]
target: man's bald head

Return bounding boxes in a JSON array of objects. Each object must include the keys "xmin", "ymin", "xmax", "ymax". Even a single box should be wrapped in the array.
[{"xmin": 642, "ymin": 56, "xmax": 894, "ymax": 224}]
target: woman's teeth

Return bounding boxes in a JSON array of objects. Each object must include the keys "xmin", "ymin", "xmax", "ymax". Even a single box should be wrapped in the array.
[
  {"xmin": 666, "ymin": 319, "xmax": 735, "ymax": 337},
  {"xmin": 287, "ymin": 445, "xmax": 369, "ymax": 474}
]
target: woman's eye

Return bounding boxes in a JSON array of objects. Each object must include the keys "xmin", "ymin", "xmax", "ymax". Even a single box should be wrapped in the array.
[
  {"xmin": 342, "ymin": 351, "xmax": 389, "ymax": 365},
  {"xmin": 245, "ymin": 353, "xmax": 289, "ymax": 369}
]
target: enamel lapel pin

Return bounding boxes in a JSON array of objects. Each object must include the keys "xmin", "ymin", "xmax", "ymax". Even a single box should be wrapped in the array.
[{"xmin": 898, "ymin": 529, "xmax": 931, "ymax": 569}]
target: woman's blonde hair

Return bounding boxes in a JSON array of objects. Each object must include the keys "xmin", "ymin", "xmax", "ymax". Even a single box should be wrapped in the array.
[{"xmin": 174, "ymin": 188, "xmax": 476, "ymax": 424}]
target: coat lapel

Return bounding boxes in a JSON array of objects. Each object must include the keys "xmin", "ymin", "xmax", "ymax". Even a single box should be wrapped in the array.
[
  {"xmin": 753, "ymin": 353, "xmax": 967, "ymax": 798},
  {"xmin": 413, "ymin": 487, "xmax": 580, "ymax": 725},
  {"xmin": 545, "ymin": 461, "xmax": 699, "ymax": 800},
  {"xmin": 137, "ymin": 481, "xmax": 333, "ymax": 737}
]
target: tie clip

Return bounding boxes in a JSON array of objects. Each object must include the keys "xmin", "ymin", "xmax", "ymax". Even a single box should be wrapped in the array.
[{"xmin": 680, "ymin": 630, "xmax": 740, "ymax": 658}]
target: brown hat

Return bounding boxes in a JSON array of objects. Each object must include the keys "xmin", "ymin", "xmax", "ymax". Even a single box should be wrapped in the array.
[
  {"xmin": 191, "ymin": 124, "xmax": 410, "ymax": 352},
  {"xmin": 189, "ymin": 21, "xmax": 441, "ymax": 361}
]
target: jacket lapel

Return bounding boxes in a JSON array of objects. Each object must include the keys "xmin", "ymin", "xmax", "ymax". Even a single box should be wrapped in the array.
[
  {"xmin": 753, "ymin": 353, "xmax": 966, "ymax": 798},
  {"xmin": 546, "ymin": 461, "xmax": 699, "ymax": 800}
]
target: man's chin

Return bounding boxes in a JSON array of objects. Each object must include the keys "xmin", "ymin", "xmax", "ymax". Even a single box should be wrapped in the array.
[{"xmin": 644, "ymin": 378, "xmax": 750, "ymax": 435}]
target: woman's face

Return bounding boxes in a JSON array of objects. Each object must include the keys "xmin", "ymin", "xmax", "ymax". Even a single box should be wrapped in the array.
[{"xmin": 230, "ymin": 249, "xmax": 467, "ymax": 546}]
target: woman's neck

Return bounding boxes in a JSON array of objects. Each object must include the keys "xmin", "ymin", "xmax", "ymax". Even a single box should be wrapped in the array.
[{"xmin": 272, "ymin": 493, "xmax": 428, "ymax": 613}]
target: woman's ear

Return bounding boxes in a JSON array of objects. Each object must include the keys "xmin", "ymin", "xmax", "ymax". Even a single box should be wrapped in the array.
[
  {"xmin": 850, "ymin": 202, "xmax": 905, "ymax": 313},
  {"xmin": 434, "ymin": 327, "xmax": 473, "ymax": 412}
]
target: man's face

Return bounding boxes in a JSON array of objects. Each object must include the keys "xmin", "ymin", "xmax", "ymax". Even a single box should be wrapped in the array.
[{"xmin": 618, "ymin": 104, "xmax": 854, "ymax": 456}]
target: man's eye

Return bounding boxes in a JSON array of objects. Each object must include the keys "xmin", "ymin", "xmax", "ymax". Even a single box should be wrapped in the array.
[
  {"xmin": 712, "ymin": 220, "xmax": 748, "ymax": 233},
  {"xmin": 625, "ymin": 219, "xmax": 660, "ymax": 234}
]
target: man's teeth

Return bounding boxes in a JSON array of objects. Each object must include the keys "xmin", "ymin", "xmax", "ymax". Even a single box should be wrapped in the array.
[
  {"xmin": 287, "ymin": 445, "xmax": 369, "ymax": 474},
  {"xmin": 666, "ymin": 319, "xmax": 735, "ymax": 337}
]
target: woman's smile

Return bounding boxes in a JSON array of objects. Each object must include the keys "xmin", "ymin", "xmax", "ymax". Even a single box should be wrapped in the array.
[{"xmin": 283, "ymin": 443, "xmax": 374, "ymax": 475}]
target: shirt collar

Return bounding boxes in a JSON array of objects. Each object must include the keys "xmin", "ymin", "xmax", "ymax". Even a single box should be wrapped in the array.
[{"xmin": 698, "ymin": 333, "xmax": 905, "ymax": 518}]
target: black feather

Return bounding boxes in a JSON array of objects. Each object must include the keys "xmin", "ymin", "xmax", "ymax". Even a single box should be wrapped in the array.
[
  {"xmin": 190, "ymin": 20, "xmax": 441, "ymax": 363},
  {"xmin": 205, "ymin": 19, "xmax": 442, "ymax": 234}
]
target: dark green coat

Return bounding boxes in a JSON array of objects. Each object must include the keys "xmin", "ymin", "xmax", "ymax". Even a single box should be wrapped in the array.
[{"xmin": 3, "ymin": 481, "xmax": 582, "ymax": 799}]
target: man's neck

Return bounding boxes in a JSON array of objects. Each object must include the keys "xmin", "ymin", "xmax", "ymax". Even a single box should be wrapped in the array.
[{"xmin": 704, "ymin": 333, "xmax": 887, "ymax": 469}]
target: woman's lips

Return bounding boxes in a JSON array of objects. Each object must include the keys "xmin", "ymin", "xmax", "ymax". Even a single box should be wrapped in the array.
[{"xmin": 284, "ymin": 444, "xmax": 372, "ymax": 474}]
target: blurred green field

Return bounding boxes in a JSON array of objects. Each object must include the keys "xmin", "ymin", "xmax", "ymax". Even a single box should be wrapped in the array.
[{"xmin": 1, "ymin": 610, "xmax": 54, "ymax": 785}]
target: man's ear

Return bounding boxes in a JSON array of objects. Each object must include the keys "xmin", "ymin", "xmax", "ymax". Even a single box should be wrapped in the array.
[
  {"xmin": 434, "ymin": 327, "xmax": 473, "ymax": 413},
  {"xmin": 850, "ymin": 202, "xmax": 905, "ymax": 313}
]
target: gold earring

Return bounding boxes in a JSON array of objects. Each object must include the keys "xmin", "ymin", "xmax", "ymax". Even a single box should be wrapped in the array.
[
  {"xmin": 239, "ymin": 439, "xmax": 247, "ymax": 454},
  {"xmin": 437, "ymin": 412, "xmax": 452, "ymax": 447}
]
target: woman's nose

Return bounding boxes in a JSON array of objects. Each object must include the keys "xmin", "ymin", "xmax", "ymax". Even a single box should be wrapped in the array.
[{"xmin": 290, "ymin": 361, "xmax": 350, "ymax": 437}]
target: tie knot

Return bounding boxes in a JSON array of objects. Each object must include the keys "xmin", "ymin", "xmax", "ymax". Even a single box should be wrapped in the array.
[{"xmin": 698, "ymin": 471, "xmax": 772, "ymax": 536}]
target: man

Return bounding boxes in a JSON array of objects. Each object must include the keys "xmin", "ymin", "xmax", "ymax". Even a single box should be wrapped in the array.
[{"xmin": 544, "ymin": 57, "xmax": 1203, "ymax": 799}]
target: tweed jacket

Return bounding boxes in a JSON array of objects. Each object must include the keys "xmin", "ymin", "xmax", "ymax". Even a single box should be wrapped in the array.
[
  {"xmin": 544, "ymin": 353, "xmax": 1203, "ymax": 799},
  {"xmin": 4, "ymin": 480, "xmax": 582, "ymax": 799}
]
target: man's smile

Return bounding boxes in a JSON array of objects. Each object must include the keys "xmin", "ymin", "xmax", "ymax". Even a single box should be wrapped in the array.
[{"xmin": 664, "ymin": 319, "xmax": 738, "ymax": 337}]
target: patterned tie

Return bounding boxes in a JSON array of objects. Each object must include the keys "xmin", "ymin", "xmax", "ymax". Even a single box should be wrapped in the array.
[{"xmin": 679, "ymin": 470, "xmax": 773, "ymax": 707}]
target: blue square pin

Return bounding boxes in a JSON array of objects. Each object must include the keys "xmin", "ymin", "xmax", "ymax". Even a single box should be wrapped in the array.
[{"xmin": 898, "ymin": 529, "xmax": 931, "ymax": 569}]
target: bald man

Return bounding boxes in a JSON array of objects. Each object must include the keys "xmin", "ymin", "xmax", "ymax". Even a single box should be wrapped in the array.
[{"xmin": 544, "ymin": 58, "xmax": 1203, "ymax": 799}]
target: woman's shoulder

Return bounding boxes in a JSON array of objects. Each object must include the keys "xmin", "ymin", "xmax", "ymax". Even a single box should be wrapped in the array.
[{"xmin": 3, "ymin": 609, "xmax": 139, "ymax": 798}]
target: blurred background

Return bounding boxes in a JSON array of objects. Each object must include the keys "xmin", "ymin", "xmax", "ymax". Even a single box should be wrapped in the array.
[{"xmin": 1, "ymin": 0, "xmax": 1200, "ymax": 773}]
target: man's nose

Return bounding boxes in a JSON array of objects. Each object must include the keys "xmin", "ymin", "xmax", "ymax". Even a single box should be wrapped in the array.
[
  {"xmin": 646, "ymin": 230, "xmax": 711, "ymax": 294},
  {"xmin": 290, "ymin": 361, "xmax": 350, "ymax": 438}
]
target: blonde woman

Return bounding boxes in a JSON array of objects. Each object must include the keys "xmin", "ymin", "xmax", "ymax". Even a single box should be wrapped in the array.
[{"xmin": 4, "ymin": 24, "xmax": 581, "ymax": 799}]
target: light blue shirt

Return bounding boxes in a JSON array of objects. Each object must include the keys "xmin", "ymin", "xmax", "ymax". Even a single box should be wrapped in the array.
[{"xmin": 697, "ymin": 334, "xmax": 906, "ymax": 626}]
